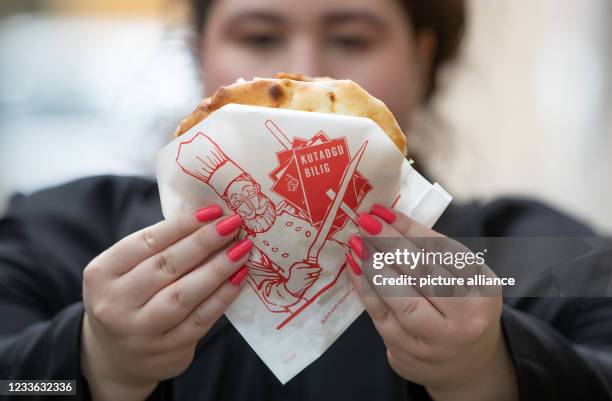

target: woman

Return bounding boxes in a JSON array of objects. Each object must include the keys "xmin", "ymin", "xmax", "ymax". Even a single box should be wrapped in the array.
[{"xmin": 1, "ymin": 0, "xmax": 611, "ymax": 400}]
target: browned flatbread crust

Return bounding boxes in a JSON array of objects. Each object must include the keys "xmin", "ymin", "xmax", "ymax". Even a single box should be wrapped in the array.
[{"xmin": 174, "ymin": 73, "xmax": 407, "ymax": 155}]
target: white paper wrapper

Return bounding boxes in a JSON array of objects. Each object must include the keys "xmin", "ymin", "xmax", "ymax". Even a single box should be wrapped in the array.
[{"xmin": 155, "ymin": 104, "xmax": 451, "ymax": 384}]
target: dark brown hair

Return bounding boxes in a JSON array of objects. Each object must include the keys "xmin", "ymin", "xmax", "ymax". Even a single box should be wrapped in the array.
[{"xmin": 189, "ymin": 0, "xmax": 465, "ymax": 99}]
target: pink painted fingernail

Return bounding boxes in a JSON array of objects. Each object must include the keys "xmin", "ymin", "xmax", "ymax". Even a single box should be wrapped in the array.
[
  {"xmin": 227, "ymin": 239, "xmax": 253, "ymax": 262},
  {"xmin": 216, "ymin": 214, "xmax": 242, "ymax": 236},
  {"xmin": 348, "ymin": 234, "xmax": 368, "ymax": 259},
  {"xmin": 370, "ymin": 204, "xmax": 396, "ymax": 224},
  {"xmin": 345, "ymin": 252, "xmax": 362, "ymax": 276},
  {"xmin": 195, "ymin": 204, "xmax": 223, "ymax": 222},
  {"xmin": 229, "ymin": 266, "xmax": 249, "ymax": 286},
  {"xmin": 357, "ymin": 213, "xmax": 382, "ymax": 235}
]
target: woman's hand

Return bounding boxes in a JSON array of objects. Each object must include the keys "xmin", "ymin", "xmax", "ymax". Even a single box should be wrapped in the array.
[
  {"xmin": 81, "ymin": 205, "xmax": 251, "ymax": 401},
  {"xmin": 345, "ymin": 205, "xmax": 518, "ymax": 401}
]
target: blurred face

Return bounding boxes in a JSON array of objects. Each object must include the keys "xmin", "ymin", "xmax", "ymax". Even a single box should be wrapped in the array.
[{"xmin": 199, "ymin": 0, "xmax": 433, "ymax": 132}]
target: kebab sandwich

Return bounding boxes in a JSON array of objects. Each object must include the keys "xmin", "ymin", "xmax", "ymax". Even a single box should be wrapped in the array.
[{"xmin": 173, "ymin": 72, "xmax": 407, "ymax": 155}]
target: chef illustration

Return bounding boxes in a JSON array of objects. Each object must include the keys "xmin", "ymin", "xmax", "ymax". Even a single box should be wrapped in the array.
[{"xmin": 176, "ymin": 133, "xmax": 356, "ymax": 314}]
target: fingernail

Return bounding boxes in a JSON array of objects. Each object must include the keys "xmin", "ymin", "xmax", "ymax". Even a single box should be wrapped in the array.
[
  {"xmin": 370, "ymin": 204, "xmax": 396, "ymax": 224},
  {"xmin": 357, "ymin": 213, "xmax": 382, "ymax": 235},
  {"xmin": 229, "ymin": 266, "xmax": 249, "ymax": 286},
  {"xmin": 345, "ymin": 252, "xmax": 362, "ymax": 276},
  {"xmin": 348, "ymin": 234, "xmax": 368, "ymax": 259},
  {"xmin": 216, "ymin": 214, "xmax": 242, "ymax": 236},
  {"xmin": 195, "ymin": 204, "xmax": 223, "ymax": 222},
  {"xmin": 227, "ymin": 239, "xmax": 253, "ymax": 262}
]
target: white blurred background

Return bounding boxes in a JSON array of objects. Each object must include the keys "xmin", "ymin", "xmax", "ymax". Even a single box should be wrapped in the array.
[{"xmin": 0, "ymin": 0, "xmax": 611, "ymax": 233}]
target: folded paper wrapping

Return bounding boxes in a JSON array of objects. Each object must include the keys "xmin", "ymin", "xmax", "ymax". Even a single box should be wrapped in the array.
[{"xmin": 156, "ymin": 104, "xmax": 452, "ymax": 384}]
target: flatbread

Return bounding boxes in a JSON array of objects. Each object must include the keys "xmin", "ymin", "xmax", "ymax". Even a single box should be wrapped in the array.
[{"xmin": 174, "ymin": 73, "xmax": 407, "ymax": 155}]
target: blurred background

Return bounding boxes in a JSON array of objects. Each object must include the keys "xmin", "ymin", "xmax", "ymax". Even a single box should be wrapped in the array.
[{"xmin": 1, "ymin": 0, "xmax": 611, "ymax": 233}]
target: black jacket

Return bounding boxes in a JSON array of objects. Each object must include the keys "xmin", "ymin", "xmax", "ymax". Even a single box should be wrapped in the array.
[{"xmin": 0, "ymin": 175, "xmax": 611, "ymax": 400}]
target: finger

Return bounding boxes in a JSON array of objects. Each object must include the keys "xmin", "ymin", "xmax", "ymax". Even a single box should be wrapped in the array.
[
  {"xmin": 347, "ymin": 254, "xmax": 442, "ymax": 363},
  {"xmin": 96, "ymin": 205, "xmax": 224, "ymax": 276},
  {"xmin": 364, "ymin": 207, "xmax": 500, "ymax": 325},
  {"xmin": 137, "ymin": 239, "xmax": 253, "ymax": 332},
  {"xmin": 346, "ymin": 252, "xmax": 421, "ymax": 348},
  {"xmin": 345, "ymin": 252, "xmax": 394, "ymax": 325},
  {"xmin": 357, "ymin": 211, "xmax": 442, "ymax": 258},
  {"xmin": 347, "ymin": 248, "xmax": 447, "ymax": 341},
  {"xmin": 383, "ymin": 236, "xmax": 472, "ymax": 298},
  {"xmin": 366, "ymin": 206, "xmax": 446, "ymax": 263},
  {"xmin": 119, "ymin": 214, "xmax": 243, "ymax": 306},
  {"xmin": 351, "ymin": 230, "xmax": 466, "ymax": 313},
  {"xmin": 354, "ymin": 217, "xmax": 462, "ymax": 315},
  {"xmin": 368, "ymin": 205, "xmax": 487, "ymax": 283},
  {"xmin": 161, "ymin": 271, "xmax": 248, "ymax": 347},
  {"xmin": 358, "ymin": 214, "xmax": 496, "ymax": 323},
  {"xmin": 358, "ymin": 213, "xmax": 476, "ymax": 297}
]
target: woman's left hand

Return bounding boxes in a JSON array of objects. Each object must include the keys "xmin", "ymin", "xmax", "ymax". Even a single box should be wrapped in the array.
[{"xmin": 345, "ymin": 205, "xmax": 518, "ymax": 401}]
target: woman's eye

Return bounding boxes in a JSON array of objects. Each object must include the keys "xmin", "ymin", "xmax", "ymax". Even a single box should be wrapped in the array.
[
  {"xmin": 329, "ymin": 36, "xmax": 372, "ymax": 52},
  {"xmin": 241, "ymin": 33, "xmax": 283, "ymax": 50}
]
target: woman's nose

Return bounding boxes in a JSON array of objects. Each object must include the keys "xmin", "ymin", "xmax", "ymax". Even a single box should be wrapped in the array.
[{"xmin": 286, "ymin": 35, "xmax": 323, "ymax": 77}]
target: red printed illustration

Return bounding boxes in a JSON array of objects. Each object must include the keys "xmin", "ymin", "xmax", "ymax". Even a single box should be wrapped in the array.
[{"xmin": 175, "ymin": 120, "xmax": 371, "ymax": 329}]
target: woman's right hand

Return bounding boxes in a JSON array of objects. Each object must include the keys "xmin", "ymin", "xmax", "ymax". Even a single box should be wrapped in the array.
[{"xmin": 81, "ymin": 205, "xmax": 251, "ymax": 401}]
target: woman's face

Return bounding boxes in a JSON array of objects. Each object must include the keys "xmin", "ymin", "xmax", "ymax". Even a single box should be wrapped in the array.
[{"xmin": 199, "ymin": 0, "xmax": 433, "ymax": 131}]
